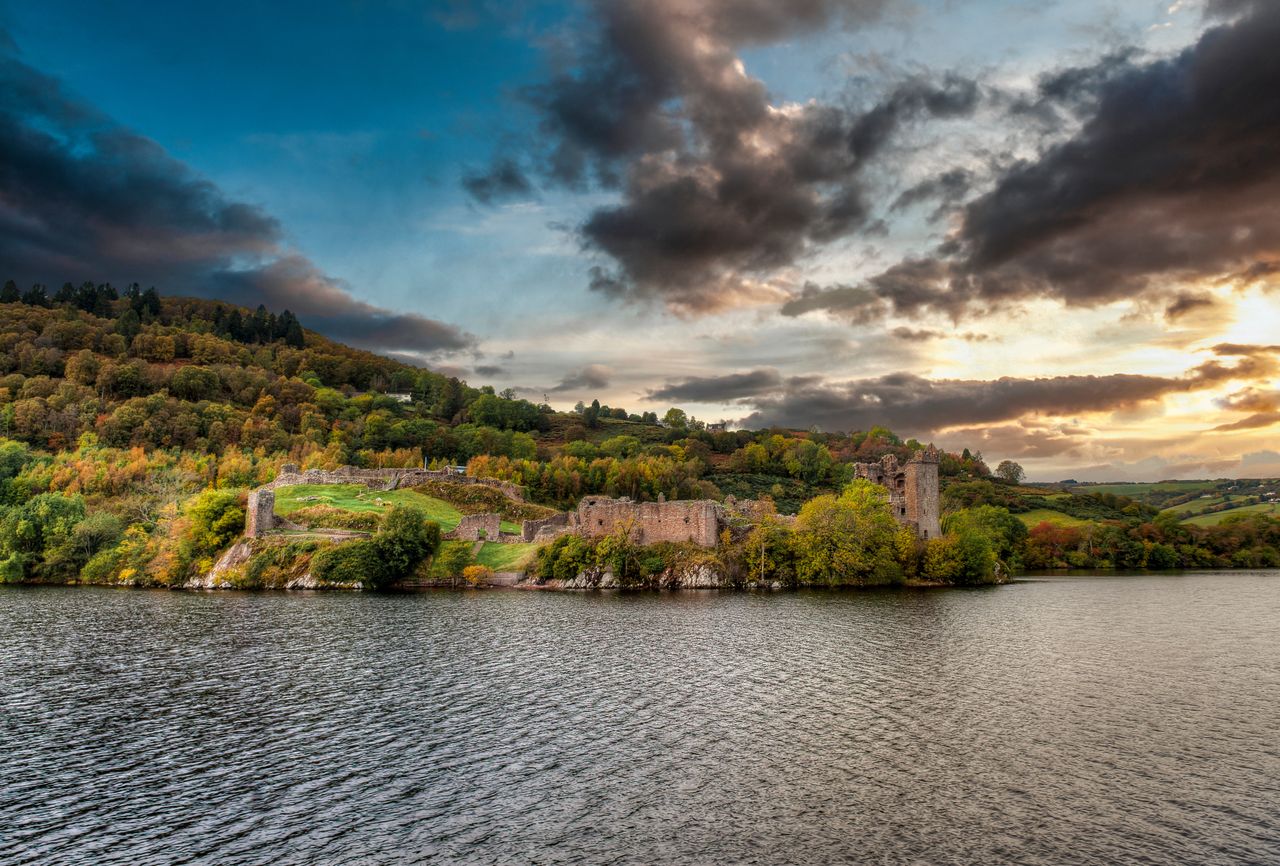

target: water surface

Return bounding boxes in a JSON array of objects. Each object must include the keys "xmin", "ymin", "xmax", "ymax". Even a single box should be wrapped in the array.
[{"xmin": 3, "ymin": 572, "xmax": 1279, "ymax": 864}]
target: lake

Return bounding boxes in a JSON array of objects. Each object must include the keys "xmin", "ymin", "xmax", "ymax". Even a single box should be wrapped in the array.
[{"xmin": 3, "ymin": 572, "xmax": 1279, "ymax": 864}]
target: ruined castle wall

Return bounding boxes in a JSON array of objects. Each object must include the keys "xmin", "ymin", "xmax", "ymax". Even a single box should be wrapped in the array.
[
  {"xmin": 245, "ymin": 489, "xmax": 275, "ymax": 538},
  {"xmin": 521, "ymin": 512, "xmax": 570, "ymax": 543},
  {"xmin": 576, "ymin": 498, "xmax": 721, "ymax": 548},
  {"xmin": 447, "ymin": 513, "xmax": 502, "ymax": 541}
]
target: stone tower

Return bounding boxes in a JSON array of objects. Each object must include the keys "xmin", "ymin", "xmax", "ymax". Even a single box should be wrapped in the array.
[
  {"xmin": 903, "ymin": 446, "xmax": 941, "ymax": 539},
  {"xmin": 245, "ymin": 488, "xmax": 275, "ymax": 538}
]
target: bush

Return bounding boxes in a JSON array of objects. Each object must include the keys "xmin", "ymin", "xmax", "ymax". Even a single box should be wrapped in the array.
[
  {"xmin": 183, "ymin": 489, "xmax": 245, "ymax": 558},
  {"xmin": 311, "ymin": 540, "xmax": 383, "ymax": 585},
  {"xmin": 371, "ymin": 506, "xmax": 440, "ymax": 586},
  {"xmin": 289, "ymin": 505, "xmax": 382, "ymax": 532},
  {"xmin": 308, "ymin": 506, "xmax": 441, "ymax": 589},
  {"xmin": 462, "ymin": 564, "xmax": 493, "ymax": 586}
]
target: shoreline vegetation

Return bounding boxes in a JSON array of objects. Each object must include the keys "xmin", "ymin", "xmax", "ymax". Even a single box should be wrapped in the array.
[{"xmin": 2, "ymin": 284, "xmax": 1278, "ymax": 593}]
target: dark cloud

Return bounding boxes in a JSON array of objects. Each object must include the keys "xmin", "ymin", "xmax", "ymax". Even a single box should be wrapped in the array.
[
  {"xmin": 890, "ymin": 168, "xmax": 972, "ymax": 219},
  {"xmin": 1212, "ymin": 385, "xmax": 1280, "ymax": 431},
  {"xmin": 735, "ymin": 352, "xmax": 1277, "ymax": 436},
  {"xmin": 462, "ymin": 157, "xmax": 535, "ymax": 204},
  {"xmin": 480, "ymin": 0, "xmax": 986, "ymax": 312},
  {"xmin": 474, "ymin": 364, "xmax": 507, "ymax": 377},
  {"xmin": 793, "ymin": 4, "xmax": 1280, "ymax": 325},
  {"xmin": 1212, "ymin": 343, "xmax": 1280, "ymax": 357},
  {"xmin": 647, "ymin": 368, "xmax": 784, "ymax": 403},
  {"xmin": 550, "ymin": 363, "xmax": 612, "ymax": 392},
  {"xmin": 0, "ymin": 46, "xmax": 473, "ymax": 357},
  {"xmin": 1212, "ymin": 413, "xmax": 1280, "ymax": 432},
  {"xmin": 889, "ymin": 326, "xmax": 993, "ymax": 342},
  {"xmin": 1163, "ymin": 292, "xmax": 1217, "ymax": 321}
]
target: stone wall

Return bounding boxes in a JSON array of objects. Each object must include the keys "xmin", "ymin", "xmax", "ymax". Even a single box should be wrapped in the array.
[
  {"xmin": 246, "ymin": 489, "xmax": 275, "ymax": 538},
  {"xmin": 447, "ymin": 513, "xmax": 502, "ymax": 541},
  {"xmin": 575, "ymin": 497, "xmax": 722, "ymax": 548},
  {"xmin": 521, "ymin": 512, "xmax": 571, "ymax": 543}
]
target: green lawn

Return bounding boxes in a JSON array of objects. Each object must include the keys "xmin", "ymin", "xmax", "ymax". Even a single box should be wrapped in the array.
[
  {"xmin": 475, "ymin": 542, "xmax": 538, "ymax": 571},
  {"xmin": 274, "ymin": 484, "xmax": 522, "ymax": 533},
  {"xmin": 274, "ymin": 484, "xmax": 460, "ymax": 531},
  {"xmin": 1081, "ymin": 480, "xmax": 1216, "ymax": 497},
  {"xmin": 1016, "ymin": 508, "xmax": 1093, "ymax": 528},
  {"xmin": 1182, "ymin": 502, "xmax": 1280, "ymax": 526}
]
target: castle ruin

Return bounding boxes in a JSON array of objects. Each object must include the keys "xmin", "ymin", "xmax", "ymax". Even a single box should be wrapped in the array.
[
  {"xmin": 853, "ymin": 446, "xmax": 941, "ymax": 539},
  {"xmin": 573, "ymin": 496, "xmax": 723, "ymax": 547}
]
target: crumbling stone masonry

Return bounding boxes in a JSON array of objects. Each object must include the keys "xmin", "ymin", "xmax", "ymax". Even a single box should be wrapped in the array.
[
  {"xmin": 246, "ymin": 488, "xmax": 275, "ymax": 538},
  {"xmin": 520, "ymin": 512, "xmax": 571, "ymax": 542},
  {"xmin": 853, "ymin": 446, "xmax": 941, "ymax": 539},
  {"xmin": 447, "ymin": 513, "xmax": 502, "ymax": 542},
  {"xmin": 575, "ymin": 497, "xmax": 723, "ymax": 547}
]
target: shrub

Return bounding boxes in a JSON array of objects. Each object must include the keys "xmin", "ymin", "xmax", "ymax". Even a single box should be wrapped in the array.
[
  {"xmin": 462, "ymin": 564, "xmax": 493, "ymax": 586},
  {"xmin": 311, "ymin": 540, "xmax": 382, "ymax": 585},
  {"xmin": 289, "ymin": 505, "xmax": 382, "ymax": 532}
]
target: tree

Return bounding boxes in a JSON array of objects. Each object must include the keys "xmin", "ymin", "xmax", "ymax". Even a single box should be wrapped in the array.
[
  {"xmin": 435, "ymin": 541, "xmax": 474, "ymax": 579},
  {"xmin": 995, "ymin": 460, "xmax": 1025, "ymax": 485},
  {"xmin": 792, "ymin": 479, "xmax": 901, "ymax": 586},
  {"xmin": 370, "ymin": 505, "xmax": 440, "ymax": 587},
  {"xmin": 183, "ymin": 489, "xmax": 245, "ymax": 560},
  {"xmin": 943, "ymin": 505, "xmax": 1027, "ymax": 566},
  {"xmin": 663, "ymin": 407, "xmax": 688, "ymax": 430},
  {"xmin": 21, "ymin": 284, "xmax": 50, "ymax": 307},
  {"xmin": 0, "ymin": 280, "xmax": 19, "ymax": 303},
  {"xmin": 582, "ymin": 399, "xmax": 601, "ymax": 428}
]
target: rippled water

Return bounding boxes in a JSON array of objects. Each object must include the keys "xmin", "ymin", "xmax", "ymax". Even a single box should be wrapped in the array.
[{"xmin": 3, "ymin": 572, "xmax": 1279, "ymax": 865}]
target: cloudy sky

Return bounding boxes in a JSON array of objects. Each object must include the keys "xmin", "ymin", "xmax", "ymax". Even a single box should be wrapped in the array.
[{"xmin": 1, "ymin": 0, "xmax": 1277, "ymax": 480}]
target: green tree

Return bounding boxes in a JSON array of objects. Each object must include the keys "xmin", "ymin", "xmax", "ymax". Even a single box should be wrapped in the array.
[
  {"xmin": 369, "ymin": 505, "xmax": 440, "ymax": 588},
  {"xmin": 792, "ymin": 479, "xmax": 900, "ymax": 586},
  {"xmin": 663, "ymin": 407, "xmax": 688, "ymax": 430},
  {"xmin": 943, "ymin": 505, "xmax": 1028, "ymax": 566},
  {"xmin": 995, "ymin": 460, "xmax": 1026, "ymax": 484},
  {"xmin": 183, "ymin": 489, "xmax": 245, "ymax": 559}
]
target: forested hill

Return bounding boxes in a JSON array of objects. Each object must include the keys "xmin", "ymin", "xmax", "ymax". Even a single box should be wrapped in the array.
[{"xmin": 1, "ymin": 280, "xmax": 1277, "ymax": 588}]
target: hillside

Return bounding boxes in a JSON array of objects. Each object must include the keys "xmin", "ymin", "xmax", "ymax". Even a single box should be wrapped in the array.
[
  {"xmin": 1072, "ymin": 479, "xmax": 1280, "ymax": 525},
  {"xmin": 1, "ymin": 281, "xmax": 1278, "ymax": 587}
]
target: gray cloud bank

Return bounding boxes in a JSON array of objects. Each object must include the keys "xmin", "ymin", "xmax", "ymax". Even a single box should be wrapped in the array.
[
  {"xmin": 786, "ymin": 2, "xmax": 1280, "ymax": 323},
  {"xmin": 0, "ymin": 41, "xmax": 472, "ymax": 357}
]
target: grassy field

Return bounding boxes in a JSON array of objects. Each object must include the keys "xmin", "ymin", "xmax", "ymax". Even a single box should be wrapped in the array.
[
  {"xmin": 1182, "ymin": 502, "xmax": 1280, "ymax": 526},
  {"xmin": 474, "ymin": 542, "xmax": 539, "ymax": 571},
  {"xmin": 1016, "ymin": 508, "xmax": 1093, "ymax": 528},
  {"xmin": 1078, "ymin": 480, "xmax": 1216, "ymax": 498},
  {"xmin": 274, "ymin": 484, "xmax": 522, "ymax": 534}
]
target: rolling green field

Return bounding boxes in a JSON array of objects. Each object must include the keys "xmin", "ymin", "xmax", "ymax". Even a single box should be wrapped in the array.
[
  {"xmin": 1016, "ymin": 509, "xmax": 1093, "ymax": 528},
  {"xmin": 274, "ymin": 484, "xmax": 520, "ymax": 534},
  {"xmin": 1077, "ymin": 480, "xmax": 1217, "ymax": 498},
  {"xmin": 1182, "ymin": 502, "xmax": 1280, "ymax": 527}
]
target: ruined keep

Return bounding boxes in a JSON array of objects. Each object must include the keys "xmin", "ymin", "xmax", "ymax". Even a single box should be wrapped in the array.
[
  {"xmin": 574, "ymin": 496, "xmax": 723, "ymax": 547},
  {"xmin": 853, "ymin": 446, "xmax": 941, "ymax": 539}
]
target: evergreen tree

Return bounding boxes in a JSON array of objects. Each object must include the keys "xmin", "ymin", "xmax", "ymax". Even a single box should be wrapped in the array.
[
  {"xmin": 21, "ymin": 284, "xmax": 50, "ymax": 307},
  {"xmin": 0, "ymin": 280, "xmax": 18, "ymax": 303}
]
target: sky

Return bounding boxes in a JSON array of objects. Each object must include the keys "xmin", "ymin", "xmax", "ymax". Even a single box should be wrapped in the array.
[{"xmin": 1, "ymin": 0, "xmax": 1277, "ymax": 481}]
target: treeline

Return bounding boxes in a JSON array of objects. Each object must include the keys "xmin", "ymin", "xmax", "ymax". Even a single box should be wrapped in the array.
[{"xmin": 1022, "ymin": 514, "xmax": 1280, "ymax": 570}]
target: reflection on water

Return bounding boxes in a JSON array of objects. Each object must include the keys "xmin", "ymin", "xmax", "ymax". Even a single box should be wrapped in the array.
[{"xmin": 2, "ymin": 572, "xmax": 1279, "ymax": 864}]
